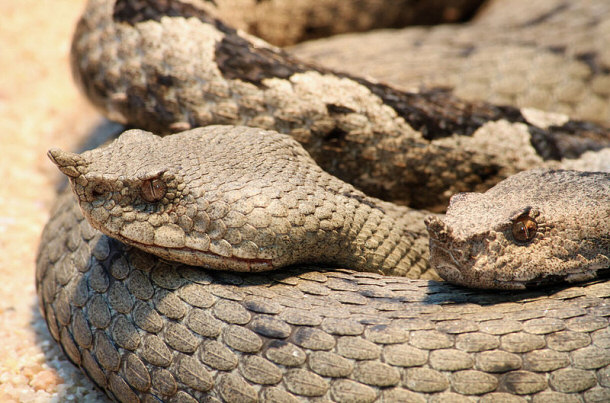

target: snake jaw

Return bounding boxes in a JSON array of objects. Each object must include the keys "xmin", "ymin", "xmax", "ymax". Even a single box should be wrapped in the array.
[{"xmin": 109, "ymin": 229, "xmax": 275, "ymax": 272}]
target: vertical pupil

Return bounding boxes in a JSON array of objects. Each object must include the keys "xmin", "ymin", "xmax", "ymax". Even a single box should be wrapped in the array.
[
  {"xmin": 151, "ymin": 181, "xmax": 159, "ymax": 197},
  {"xmin": 142, "ymin": 179, "xmax": 166, "ymax": 202},
  {"xmin": 512, "ymin": 216, "xmax": 537, "ymax": 243}
]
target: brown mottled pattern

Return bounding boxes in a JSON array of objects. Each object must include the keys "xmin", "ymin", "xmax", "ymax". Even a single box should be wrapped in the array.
[
  {"xmin": 112, "ymin": 0, "xmax": 486, "ymax": 46},
  {"xmin": 213, "ymin": 0, "xmax": 485, "ymax": 47},
  {"xmin": 292, "ymin": 0, "xmax": 610, "ymax": 125},
  {"xmin": 37, "ymin": 0, "xmax": 610, "ymax": 401},
  {"xmin": 427, "ymin": 170, "xmax": 609, "ymax": 289},
  {"xmin": 47, "ymin": 127, "xmax": 432, "ymax": 278},
  {"xmin": 37, "ymin": 191, "xmax": 610, "ymax": 402},
  {"xmin": 70, "ymin": 0, "xmax": 610, "ymax": 210}
]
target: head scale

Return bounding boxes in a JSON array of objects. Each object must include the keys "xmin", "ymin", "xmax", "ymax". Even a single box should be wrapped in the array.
[{"xmin": 426, "ymin": 169, "xmax": 609, "ymax": 289}]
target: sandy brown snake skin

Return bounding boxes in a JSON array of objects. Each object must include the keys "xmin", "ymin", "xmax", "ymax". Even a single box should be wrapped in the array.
[{"xmin": 37, "ymin": 0, "xmax": 610, "ymax": 402}]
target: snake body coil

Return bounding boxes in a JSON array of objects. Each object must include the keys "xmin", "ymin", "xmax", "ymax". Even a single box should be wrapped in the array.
[
  {"xmin": 38, "ymin": 0, "xmax": 610, "ymax": 401},
  {"xmin": 36, "ymin": 189, "xmax": 610, "ymax": 402}
]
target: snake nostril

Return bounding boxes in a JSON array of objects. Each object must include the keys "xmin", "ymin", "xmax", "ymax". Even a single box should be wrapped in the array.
[{"xmin": 90, "ymin": 183, "xmax": 111, "ymax": 200}]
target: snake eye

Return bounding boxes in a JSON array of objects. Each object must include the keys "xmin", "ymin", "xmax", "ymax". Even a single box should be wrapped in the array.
[
  {"xmin": 141, "ymin": 178, "xmax": 167, "ymax": 202},
  {"xmin": 512, "ymin": 215, "xmax": 537, "ymax": 243}
]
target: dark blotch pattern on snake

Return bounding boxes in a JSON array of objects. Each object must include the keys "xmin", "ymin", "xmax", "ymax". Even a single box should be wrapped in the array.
[{"xmin": 38, "ymin": 0, "xmax": 610, "ymax": 401}]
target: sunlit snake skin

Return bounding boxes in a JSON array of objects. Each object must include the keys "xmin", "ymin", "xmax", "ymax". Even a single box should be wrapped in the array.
[
  {"xmin": 292, "ymin": 0, "xmax": 610, "ymax": 124},
  {"xmin": 37, "ymin": 190, "xmax": 610, "ymax": 402},
  {"xmin": 206, "ymin": 0, "xmax": 485, "ymax": 47},
  {"xmin": 70, "ymin": 0, "xmax": 610, "ymax": 211},
  {"xmin": 37, "ymin": 0, "xmax": 610, "ymax": 401}
]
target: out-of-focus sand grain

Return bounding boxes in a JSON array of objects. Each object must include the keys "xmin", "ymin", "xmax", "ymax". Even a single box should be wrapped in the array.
[{"xmin": 0, "ymin": 1, "xmax": 110, "ymax": 401}]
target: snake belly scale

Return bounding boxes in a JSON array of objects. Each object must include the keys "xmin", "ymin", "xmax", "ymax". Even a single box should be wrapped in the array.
[{"xmin": 37, "ymin": 0, "xmax": 610, "ymax": 402}]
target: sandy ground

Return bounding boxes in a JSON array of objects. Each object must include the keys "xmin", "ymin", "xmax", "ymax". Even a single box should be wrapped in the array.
[
  {"xmin": 3, "ymin": 1, "xmax": 606, "ymax": 402},
  {"xmin": 0, "ymin": 1, "xmax": 111, "ymax": 400}
]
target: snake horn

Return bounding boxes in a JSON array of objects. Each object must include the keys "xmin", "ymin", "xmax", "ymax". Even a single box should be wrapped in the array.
[
  {"xmin": 47, "ymin": 148, "xmax": 89, "ymax": 178},
  {"xmin": 424, "ymin": 215, "xmax": 453, "ymax": 243}
]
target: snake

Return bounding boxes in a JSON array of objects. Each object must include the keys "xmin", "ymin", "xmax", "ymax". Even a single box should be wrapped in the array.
[{"xmin": 37, "ymin": 0, "xmax": 610, "ymax": 401}]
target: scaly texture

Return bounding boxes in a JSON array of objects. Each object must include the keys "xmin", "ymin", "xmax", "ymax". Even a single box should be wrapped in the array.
[
  {"xmin": 207, "ymin": 0, "xmax": 485, "ymax": 46},
  {"xmin": 71, "ymin": 0, "xmax": 610, "ymax": 211},
  {"xmin": 292, "ymin": 0, "xmax": 610, "ymax": 124},
  {"xmin": 47, "ymin": 126, "xmax": 430, "ymax": 278},
  {"xmin": 427, "ymin": 170, "xmax": 610, "ymax": 289},
  {"xmin": 42, "ymin": 129, "xmax": 610, "ymax": 401},
  {"xmin": 38, "ymin": 0, "xmax": 610, "ymax": 401},
  {"xmin": 37, "ymin": 189, "xmax": 610, "ymax": 402}
]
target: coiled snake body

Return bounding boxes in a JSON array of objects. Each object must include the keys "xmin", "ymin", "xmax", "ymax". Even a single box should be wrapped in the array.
[{"xmin": 38, "ymin": 0, "xmax": 610, "ymax": 401}]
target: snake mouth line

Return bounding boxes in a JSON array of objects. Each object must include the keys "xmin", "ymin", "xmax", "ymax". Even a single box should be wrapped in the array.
[
  {"xmin": 110, "ymin": 232, "xmax": 275, "ymax": 273},
  {"xmin": 428, "ymin": 239, "xmax": 465, "ymax": 270},
  {"xmin": 523, "ymin": 267, "xmax": 610, "ymax": 289}
]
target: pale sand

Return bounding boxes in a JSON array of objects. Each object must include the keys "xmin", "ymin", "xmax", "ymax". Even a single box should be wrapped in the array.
[{"xmin": 0, "ymin": 1, "xmax": 110, "ymax": 401}]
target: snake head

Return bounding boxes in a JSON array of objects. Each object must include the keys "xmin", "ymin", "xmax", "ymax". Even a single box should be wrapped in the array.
[
  {"xmin": 48, "ymin": 130, "xmax": 186, "ymax": 246},
  {"xmin": 48, "ymin": 130, "xmax": 229, "ymax": 266},
  {"xmin": 426, "ymin": 169, "xmax": 610, "ymax": 290},
  {"xmin": 47, "ymin": 126, "xmax": 366, "ymax": 273}
]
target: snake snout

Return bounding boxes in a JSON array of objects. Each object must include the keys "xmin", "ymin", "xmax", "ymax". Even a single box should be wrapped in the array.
[
  {"xmin": 47, "ymin": 148, "xmax": 88, "ymax": 178},
  {"xmin": 425, "ymin": 215, "xmax": 454, "ymax": 244}
]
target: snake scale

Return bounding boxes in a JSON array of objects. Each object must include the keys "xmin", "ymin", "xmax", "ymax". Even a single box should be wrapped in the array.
[{"xmin": 37, "ymin": 0, "xmax": 610, "ymax": 402}]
